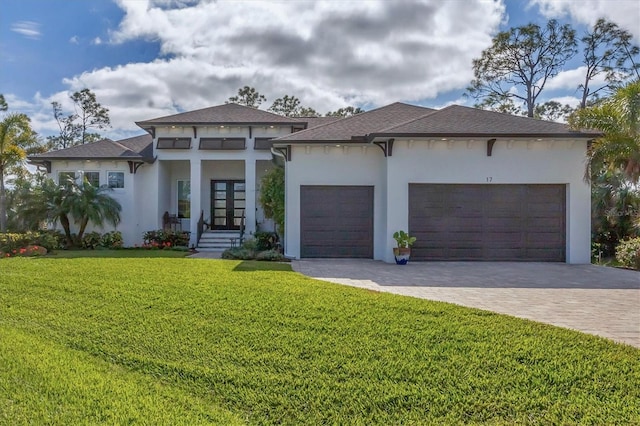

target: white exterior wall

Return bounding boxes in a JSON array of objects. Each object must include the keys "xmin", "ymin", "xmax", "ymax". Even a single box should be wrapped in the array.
[
  {"xmin": 285, "ymin": 144, "xmax": 386, "ymax": 259},
  {"xmin": 285, "ymin": 138, "xmax": 591, "ymax": 264},
  {"xmin": 49, "ymin": 160, "xmax": 137, "ymax": 246},
  {"xmin": 45, "ymin": 126, "xmax": 289, "ymax": 247}
]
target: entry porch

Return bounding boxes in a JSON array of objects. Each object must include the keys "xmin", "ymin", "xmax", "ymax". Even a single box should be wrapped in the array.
[{"xmin": 156, "ymin": 159, "xmax": 276, "ymax": 247}]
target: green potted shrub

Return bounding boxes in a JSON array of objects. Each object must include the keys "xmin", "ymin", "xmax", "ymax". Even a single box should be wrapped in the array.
[{"xmin": 393, "ymin": 230, "xmax": 416, "ymax": 265}]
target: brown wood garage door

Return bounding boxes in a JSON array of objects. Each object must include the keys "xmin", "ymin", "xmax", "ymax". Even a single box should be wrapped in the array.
[
  {"xmin": 300, "ymin": 186, "xmax": 373, "ymax": 258},
  {"xmin": 409, "ymin": 184, "xmax": 565, "ymax": 261}
]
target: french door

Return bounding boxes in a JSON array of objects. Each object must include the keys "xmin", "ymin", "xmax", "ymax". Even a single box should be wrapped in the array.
[{"xmin": 210, "ymin": 180, "xmax": 245, "ymax": 230}]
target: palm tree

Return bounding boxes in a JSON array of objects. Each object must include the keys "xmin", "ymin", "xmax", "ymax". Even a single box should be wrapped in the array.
[
  {"xmin": 18, "ymin": 176, "xmax": 121, "ymax": 247},
  {"xmin": 67, "ymin": 178, "xmax": 121, "ymax": 241},
  {"xmin": 0, "ymin": 113, "xmax": 37, "ymax": 232},
  {"xmin": 570, "ymin": 80, "xmax": 640, "ymax": 182},
  {"xmin": 591, "ymin": 170, "xmax": 640, "ymax": 255}
]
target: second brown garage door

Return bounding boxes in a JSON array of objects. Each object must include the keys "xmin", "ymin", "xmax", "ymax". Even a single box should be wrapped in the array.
[
  {"xmin": 300, "ymin": 185, "xmax": 373, "ymax": 258},
  {"xmin": 409, "ymin": 184, "xmax": 565, "ymax": 261}
]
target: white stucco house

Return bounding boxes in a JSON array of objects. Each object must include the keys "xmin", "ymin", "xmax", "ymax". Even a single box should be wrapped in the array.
[{"xmin": 30, "ymin": 102, "xmax": 597, "ymax": 263}]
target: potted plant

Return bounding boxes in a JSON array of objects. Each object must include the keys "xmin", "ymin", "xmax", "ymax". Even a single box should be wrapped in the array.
[{"xmin": 393, "ymin": 230, "xmax": 416, "ymax": 265}]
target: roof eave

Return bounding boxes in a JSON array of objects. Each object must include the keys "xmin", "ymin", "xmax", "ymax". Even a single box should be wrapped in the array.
[
  {"xmin": 136, "ymin": 120, "xmax": 303, "ymax": 128},
  {"xmin": 366, "ymin": 132, "xmax": 601, "ymax": 142},
  {"xmin": 28, "ymin": 155, "xmax": 154, "ymax": 163}
]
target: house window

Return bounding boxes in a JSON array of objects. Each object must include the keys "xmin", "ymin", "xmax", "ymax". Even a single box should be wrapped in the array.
[
  {"xmin": 108, "ymin": 171, "xmax": 125, "ymax": 189},
  {"xmin": 83, "ymin": 171, "xmax": 100, "ymax": 187},
  {"xmin": 58, "ymin": 171, "xmax": 76, "ymax": 185},
  {"xmin": 177, "ymin": 180, "xmax": 191, "ymax": 218}
]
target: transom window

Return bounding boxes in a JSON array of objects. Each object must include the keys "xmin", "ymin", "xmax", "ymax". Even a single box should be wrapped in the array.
[
  {"xmin": 108, "ymin": 171, "xmax": 125, "ymax": 189},
  {"xmin": 254, "ymin": 137, "xmax": 274, "ymax": 150},
  {"xmin": 157, "ymin": 138, "xmax": 191, "ymax": 149},
  {"xmin": 199, "ymin": 138, "xmax": 246, "ymax": 150}
]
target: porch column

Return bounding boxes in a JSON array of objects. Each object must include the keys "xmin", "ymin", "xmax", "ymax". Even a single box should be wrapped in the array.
[
  {"xmin": 189, "ymin": 159, "xmax": 202, "ymax": 247},
  {"xmin": 245, "ymin": 158, "xmax": 256, "ymax": 236}
]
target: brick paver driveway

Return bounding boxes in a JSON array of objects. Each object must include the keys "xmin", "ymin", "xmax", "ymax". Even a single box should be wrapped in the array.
[{"xmin": 292, "ymin": 260, "xmax": 640, "ymax": 347}]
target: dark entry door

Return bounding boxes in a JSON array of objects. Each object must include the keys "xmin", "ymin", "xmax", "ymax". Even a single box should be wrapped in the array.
[{"xmin": 210, "ymin": 180, "xmax": 245, "ymax": 230}]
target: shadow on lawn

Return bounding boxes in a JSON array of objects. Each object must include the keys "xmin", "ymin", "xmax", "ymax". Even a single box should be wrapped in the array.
[{"xmin": 233, "ymin": 261, "xmax": 292, "ymax": 272}]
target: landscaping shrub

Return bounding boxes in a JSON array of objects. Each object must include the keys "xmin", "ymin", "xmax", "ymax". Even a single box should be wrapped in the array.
[
  {"xmin": 35, "ymin": 231, "xmax": 65, "ymax": 251},
  {"xmin": 254, "ymin": 231, "xmax": 279, "ymax": 251},
  {"xmin": 82, "ymin": 232, "xmax": 103, "ymax": 250},
  {"xmin": 100, "ymin": 231, "xmax": 123, "ymax": 249},
  {"xmin": 221, "ymin": 247, "xmax": 255, "ymax": 260},
  {"xmin": 255, "ymin": 249, "xmax": 285, "ymax": 261},
  {"xmin": 2, "ymin": 244, "xmax": 47, "ymax": 258},
  {"xmin": 143, "ymin": 230, "xmax": 190, "ymax": 248},
  {"xmin": 615, "ymin": 237, "xmax": 640, "ymax": 269},
  {"xmin": 0, "ymin": 232, "xmax": 38, "ymax": 253}
]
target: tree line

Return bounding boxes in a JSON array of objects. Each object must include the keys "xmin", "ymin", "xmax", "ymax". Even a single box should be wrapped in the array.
[
  {"xmin": 468, "ymin": 18, "xmax": 639, "ymax": 121},
  {"xmin": 226, "ymin": 86, "xmax": 364, "ymax": 118}
]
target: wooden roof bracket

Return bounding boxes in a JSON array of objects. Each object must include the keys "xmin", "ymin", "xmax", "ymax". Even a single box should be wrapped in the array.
[
  {"xmin": 127, "ymin": 161, "xmax": 144, "ymax": 174},
  {"xmin": 373, "ymin": 138, "xmax": 395, "ymax": 157},
  {"xmin": 487, "ymin": 138, "xmax": 497, "ymax": 156},
  {"xmin": 273, "ymin": 145, "xmax": 291, "ymax": 161}
]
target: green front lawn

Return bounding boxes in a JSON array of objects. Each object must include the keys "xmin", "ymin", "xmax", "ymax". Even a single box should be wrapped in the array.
[{"xmin": 1, "ymin": 257, "xmax": 638, "ymax": 424}]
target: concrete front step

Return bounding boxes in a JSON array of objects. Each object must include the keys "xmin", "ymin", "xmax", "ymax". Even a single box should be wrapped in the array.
[{"xmin": 197, "ymin": 231, "xmax": 242, "ymax": 250}]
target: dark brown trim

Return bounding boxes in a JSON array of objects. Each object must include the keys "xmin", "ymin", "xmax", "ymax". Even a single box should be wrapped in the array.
[
  {"xmin": 366, "ymin": 132, "xmax": 598, "ymax": 142},
  {"xmin": 192, "ymin": 126, "xmax": 197, "ymax": 139},
  {"xmin": 273, "ymin": 146, "xmax": 291, "ymax": 161},
  {"xmin": 487, "ymin": 138, "xmax": 496, "ymax": 156},
  {"xmin": 127, "ymin": 161, "xmax": 144, "ymax": 174},
  {"xmin": 30, "ymin": 160, "xmax": 51, "ymax": 173},
  {"xmin": 373, "ymin": 138, "xmax": 395, "ymax": 157},
  {"xmin": 29, "ymin": 156, "xmax": 153, "ymax": 163},
  {"xmin": 249, "ymin": 126, "xmax": 252, "ymax": 139},
  {"xmin": 136, "ymin": 121, "xmax": 302, "ymax": 127}
]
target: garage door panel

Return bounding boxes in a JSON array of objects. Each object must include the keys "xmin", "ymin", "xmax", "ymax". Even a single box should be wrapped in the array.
[
  {"xmin": 409, "ymin": 184, "xmax": 565, "ymax": 261},
  {"xmin": 300, "ymin": 186, "xmax": 373, "ymax": 258}
]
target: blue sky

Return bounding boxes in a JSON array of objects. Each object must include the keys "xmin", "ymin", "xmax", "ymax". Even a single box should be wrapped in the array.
[{"xmin": 1, "ymin": 0, "xmax": 639, "ymax": 140}]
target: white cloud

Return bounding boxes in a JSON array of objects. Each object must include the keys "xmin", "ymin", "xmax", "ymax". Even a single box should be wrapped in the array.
[
  {"xmin": 530, "ymin": 0, "xmax": 640, "ymax": 42},
  {"xmin": 10, "ymin": 21, "xmax": 41, "ymax": 40},
  {"xmin": 46, "ymin": 0, "xmax": 504, "ymax": 135},
  {"xmin": 69, "ymin": 35, "xmax": 79, "ymax": 44},
  {"xmin": 8, "ymin": 1, "xmax": 509, "ymax": 138},
  {"xmin": 92, "ymin": 36, "xmax": 103, "ymax": 45}
]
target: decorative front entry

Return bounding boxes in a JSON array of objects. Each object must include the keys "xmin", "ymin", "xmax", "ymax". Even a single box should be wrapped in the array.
[{"xmin": 210, "ymin": 180, "xmax": 245, "ymax": 230}]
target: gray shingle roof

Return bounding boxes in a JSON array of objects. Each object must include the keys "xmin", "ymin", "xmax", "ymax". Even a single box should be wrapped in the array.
[
  {"xmin": 292, "ymin": 116, "xmax": 342, "ymax": 128},
  {"xmin": 369, "ymin": 105, "xmax": 600, "ymax": 139},
  {"xmin": 29, "ymin": 134, "xmax": 153, "ymax": 162},
  {"xmin": 136, "ymin": 103, "xmax": 304, "ymax": 126},
  {"xmin": 274, "ymin": 103, "xmax": 435, "ymax": 142}
]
